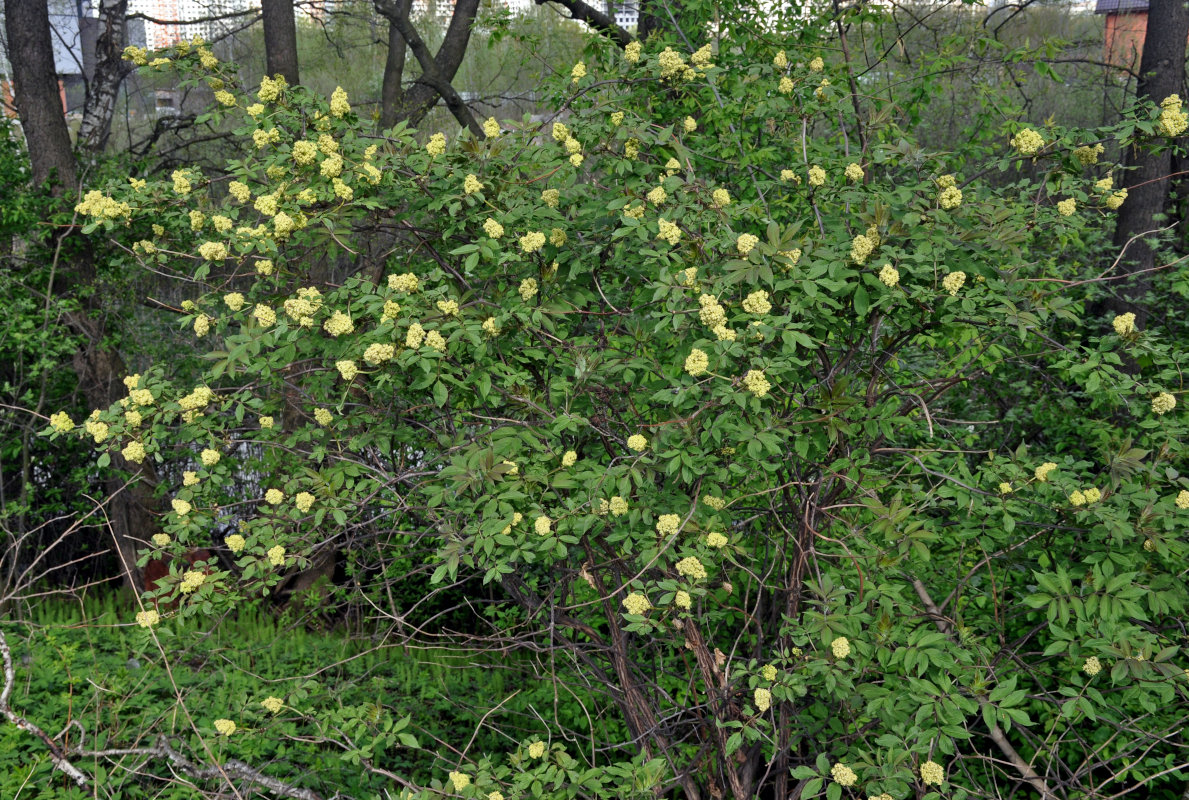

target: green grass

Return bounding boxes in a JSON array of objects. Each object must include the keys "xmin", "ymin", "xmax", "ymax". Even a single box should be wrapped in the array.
[{"xmin": 0, "ymin": 593, "xmax": 620, "ymax": 799}]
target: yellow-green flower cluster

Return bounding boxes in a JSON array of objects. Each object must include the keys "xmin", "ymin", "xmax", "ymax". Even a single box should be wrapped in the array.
[
  {"xmin": 1083, "ymin": 655, "xmax": 1102, "ymax": 676},
  {"xmin": 674, "ymin": 590, "xmax": 691, "ymax": 609},
  {"xmin": 518, "ymin": 278, "xmax": 538, "ymax": 301},
  {"xmin": 1074, "ymin": 143, "xmax": 1104, "ymax": 165},
  {"xmin": 1035, "ymin": 462, "xmax": 1057, "ymax": 481},
  {"xmin": 213, "ymin": 718, "xmax": 236, "ymax": 736},
  {"xmin": 448, "ymin": 771, "xmax": 470, "ymax": 791},
  {"xmin": 736, "ymin": 233, "xmax": 759, "ymax": 255},
  {"xmin": 831, "ymin": 636, "xmax": 851, "ymax": 658},
  {"xmin": 627, "ymin": 434, "xmax": 648, "ymax": 452},
  {"xmin": 268, "ymin": 545, "xmax": 286, "ymax": 566},
  {"xmin": 426, "ymin": 133, "xmax": 446, "ymax": 157},
  {"xmin": 657, "ymin": 47, "xmax": 688, "ymax": 79},
  {"xmin": 829, "ymin": 763, "xmax": 857, "ymax": 787},
  {"xmin": 180, "ymin": 569, "xmax": 205, "ymax": 592},
  {"xmin": 1175, "ymin": 490, "xmax": 1189, "ymax": 509},
  {"xmin": 329, "ymin": 86, "xmax": 350, "ymax": 117},
  {"xmin": 609, "ymin": 496, "xmax": 628, "ymax": 516},
  {"xmin": 743, "ymin": 370, "xmax": 770, "ymax": 398},
  {"xmin": 920, "ymin": 761, "xmax": 945, "ymax": 786},
  {"xmin": 75, "ymin": 190, "xmax": 132, "ymax": 220},
  {"xmin": 623, "ymin": 592, "xmax": 651, "ymax": 615},
  {"xmin": 1057, "ymin": 198, "xmax": 1076, "ymax": 216},
  {"xmin": 685, "ymin": 348, "xmax": 709, "ymax": 376},
  {"xmin": 1152, "ymin": 392, "xmax": 1176, "ymax": 415},
  {"xmin": 425, "ymin": 330, "xmax": 446, "ymax": 352},
  {"xmin": 336, "ymin": 360, "xmax": 358, "ymax": 381},
  {"xmin": 1069, "ymin": 487, "xmax": 1102, "ymax": 506},
  {"xmin": 1011, "ymin": 128, "xmax": 1045, "ymax": 155},
  {"xmin": 711, "ymin": 188, "xmax": 731, "ymax": 208},
  {"xmin": 534, "ymin": 515, "xmax": 552, "ymax": 535},
  {"xmin": 942, "ymin": 271, "xmax": 966, "ymax": 296},
  {"xmin": 675, "ymin": 556, "xmax": 706, "ymax": 580},
  {"xmin": 657, "ymin": 218, "xmax": 682, "ymax": 245},
  {"xmin": 1158, "ymin": 94, "xmax": 1188, "ymax": 137},
  {"xmin": 656, "ymin": 514, "xmax": 681, "ymax": 536},
  {"xmin": 809, "ymin": 168, "xmax": 825, "ymax": 189},
  {"xmin": 122, "ymin": 441, "xmax": 147, "ymax": 463},
  {"xmin": 844, "ymin": 162, "xmax": 864, "ymax": 182},
  {"xmin": 323, "ymin": 311, "xmax": 354, "ymax": 337},
  {"xmin": 754, "ymin": 687, "xmax": 771, "ymax": 712},
  {"xmin": 389, "ymin": 272, "xmax": 418, "ymax": 293},
  {"xmin": 1112, "ymin": 312, "xmax": 1136, "ymax": 335},
  {"xmin": 774, "ymin": 49, "xmax": 788, "ymax": 68},
  {"xmin": 624, "ymin": 41, "xmax": 641, "ymax": 63},
  {"xmin": 261, "ymin": 696, "xmax": 284, "ymax": 713},
  {"xmin": 136, "ymin": 609, "xmax": 160, "ymax": 628},
  {"xmin": 706, "ymin": 531, "xmax": 728, "ymax": 548},
  {"xmin": 49, "ymin": 411, "xmax": 75, "ymax": 433},
  {"xmin": 809, "ymin": 56, "xmax": 825, "ymax": 71},
  {"xmin": 463, "ymin": 173, "xmax": 483, "ymax": 195},
  {"xmin": 226, "ymin": 534, "xmax": 246, "ymax": 553},
  {"xmin": 850, "ymin": 234, "xmax": 875, "ymax": 265},
  {"xmin": 483, "ymin": 117, "xmax": 500, "ymax": 137},
  {"xmin": 742, "ymin": 290, "xmax": 770, "ymax": 314},
  {"xmin": 519, "ymin": 231, "xmax": 546, "ymax": 252},
  {"xmin": 258, "ymin": 75, "xmax": 286, "ymax": 102}
]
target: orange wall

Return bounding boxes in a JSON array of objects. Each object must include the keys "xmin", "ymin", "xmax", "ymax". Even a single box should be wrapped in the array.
[{"xmin": 1104, "ymin": 11, "xmax": 1148, "ymax": 70}]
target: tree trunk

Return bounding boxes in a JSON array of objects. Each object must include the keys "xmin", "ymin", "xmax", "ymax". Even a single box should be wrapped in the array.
[
  {"xmin": 380, "ymin": 4, "xmax": 408, "ymax": 130},
  {"xmin": 376, "ymin": 0, "xmax": 480, "ymax": 129},
  {"xmin": 5, "ymin": 0, "xmax": 77, "ymax": 189},
  {"xmin": 6, "ymin": 0, "xmax": 156, "ymax": 591},
  {"xmin": 1110, "ymin": 0, "xmax": 1189, "ymax": 321},
  {"xmin": 78, "ymin": 0, "xmax": 129, "ymax": 154},
  {"xmin": 262, "ymin": 0, "xmax": 300, "ymax": 85}
]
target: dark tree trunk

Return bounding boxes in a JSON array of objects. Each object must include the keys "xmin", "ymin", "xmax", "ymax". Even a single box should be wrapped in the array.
[
  {"xmin": 380, "ymin": 4, "xmax": 408, "ymax": 130},
  {"xmin": 262, "ymin": 0, "xmax": 300, "ymax": 85},
  {"xmin": 6, "ymin": 0, "xmax": 157, "ymax": 591},
  {"xmin": 1110, "ymin": 0, "xmax": 1189, "ymax": 321},
  {"xmin": 5, "ymin": 0, "xmax": 77, "ymax": 189},
  {"xmin": 78, "ymin": 0, "xmax": 130, "ymax": 153}
]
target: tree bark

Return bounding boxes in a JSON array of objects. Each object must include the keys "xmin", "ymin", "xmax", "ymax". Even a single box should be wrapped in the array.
[
  {"xmin": 262, "ymin": 0, "xmax": 300, "ymax": 85},
  {"xmin": 1110, "ymin": 0, "xmax": 1189, "ymax": 320},
  {"xmin": 5, "ymin": 0, "xmax": 77, "ymax": 189},
  {"xmin": 380, "ymin": 1, "xmax": 409, "ymax": 130},
  {"xmin": 375, "ymin": 0, "xmax": 480, "ymax": 130},
  {"xmin": 78, "ymin": 0, "xmax": 130, "ymax": 154}
]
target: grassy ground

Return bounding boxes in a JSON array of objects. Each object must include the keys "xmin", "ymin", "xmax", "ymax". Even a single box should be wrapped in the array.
[{"xmin": 1, "ymin": 593, "xmax": 616, "ymax": 798}]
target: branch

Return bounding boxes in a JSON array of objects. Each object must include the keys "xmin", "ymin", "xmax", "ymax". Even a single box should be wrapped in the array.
[
  {"xmin": 536, "ymin": 0, "xmax": 633, "ymax": 49},
  {"xmin": 374, "ymin": 0, "xmax": 483, "ymax": 137},
  {"xmin": 76, "ymin": 735, "xmax": 324, "ymax": 800},
  {"xmin": 911, "ymin": 579, "xmax": 1054, "ymax": 799},
  {"xmin": 0, "ymin": 630, "xmax": 90, "ymax": 787}
]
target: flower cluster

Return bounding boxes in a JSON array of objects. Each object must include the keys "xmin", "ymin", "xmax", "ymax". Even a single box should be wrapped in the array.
[
  {"xmin": 743, "ymin": 370, "xmax": 771, "ymax": 398},
  {"xmin": 1158, "ymin": 94, "xmax": 1188, "ymax": 137},
  {"xmin": 685, "ymin": 349, "xmax": 709, "ymax": 376},
  {"xmin": 942, "ymin": 271, "xmax": 966, "ymax": 296},
  {"xmin": 1011, "ymin": 128, "xmax": 1045, "ymax": 155},
  {"xmin": 1113, "ymin": 312, "xmax": 1137, "ymax": 335},
  {"xmin": 1083, "ymin": 656, "xmax": 1102, "ymax": 676},
  {"xmin": 754, "ymin": 687, "xmax": 772, "ymax": 712},
  {"xmin": 675, "ymin": 556, "xmax": 706, "ymax": 580},
  {"xmin": 831, "ymin": 637, "xmax": 851, "ymax": 659},
  {"xmin": 1152, "ymin": 392, "xmax": 1177, "ymax": 415},
  {"xmin": 656, "ymin": 514, "xmax": 681, "ymax": 536},
  {"xmin": 742, "ymin": 291, "xmax": 770, "ymax": 314},
  {"xmin": 1056, "ymin": 198, "xmax": 1076, "ymax": 216},
  {"xmin": 736, "ymin": 233, "xmax": 759, "ymax": 255},
  {"xmin": 878, "ymin": 263, "xmax": 899, "ymax": 287},
  {"xmin": 830, "ymin": 763, "xmax": 857, "ymax": 787},
  {"xmin": 920, "ymin": 760, "xmax": 945, "ymax": 786},
  {"xmin": 623, "ymin": 592, "xmax": 651, "ymax": 615}
]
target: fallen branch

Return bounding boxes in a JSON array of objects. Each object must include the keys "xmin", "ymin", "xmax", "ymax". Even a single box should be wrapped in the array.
[{"xmin": 0, "ymin": 630, "xmax": 90, "ymax": 787}]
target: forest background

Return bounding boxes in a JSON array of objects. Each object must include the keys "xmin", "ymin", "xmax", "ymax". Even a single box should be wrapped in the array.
[{"xmin": 1, "ymin": 0, "xmax": 1188, "ymax": 798}]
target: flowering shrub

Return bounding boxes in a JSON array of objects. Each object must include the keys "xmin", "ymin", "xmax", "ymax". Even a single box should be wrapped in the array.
[{"xmin": 46, "ymin": 19, "xmax": 1189, "ymax": 800}]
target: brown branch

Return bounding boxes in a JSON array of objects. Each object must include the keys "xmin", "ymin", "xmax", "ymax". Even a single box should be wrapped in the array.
[
  {"xmin": 536, "ymin": 0, "xmax": 632, "ymax": 49},
  {"xmin": 0, "ymin": 630, "xmax": 90, "ymax": 787},
  {"xmin": 911, "ymin": 579, "xmax": 1054, "ymax": 798}
]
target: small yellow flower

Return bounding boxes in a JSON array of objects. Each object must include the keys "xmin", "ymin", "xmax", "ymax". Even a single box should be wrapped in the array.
[
  {"xmin": 1083, "ymin": 656, "xmax": 1102, "ymax": 676},
  {"xmin": 122, "ymin": 441, "xmax": 147, "ymax": 464},
  {"xmin": 267, "ymin": 545, "xmax": 285, "ymax": 566},
  {"xmin": 261, "ymin": 696, "xmax": 284, "ymax": 713},
  {"xmin": 623, "ymin": 592, "xmax": 650, "ymax": 615},
  {"xmin": 878, "ymin": 263, "xmax": 900, "ymax": 288},
  {"xmin": 519, "ymin": 278, "xmax": 538, "ymax": 301},
  {"xmin": 683, "ymin": 116, "xmax": 696, "ymax": 132},
  {"xmin": 1175, "ymin": 490, "xmax": 1189, "ymax": 509},
  {"xmin": 942, "ymin": 271, "xmax": 966, "ymax": 296},
  {"xmin": 627, "ymin": 434, "xmax": 648, "ymax": 452},
  {"xmin": 172, "ymin": 498, "xmax": 191, "ymax": 516},
  {"xmin": 743, "ymin": 370, "xmax": 771, "ymax": 398},
  {"xmin": 773, "ymin": 50, "xmax": 788, "ymax": 68},
  {"xmin": 674, "ymin": 590, "xmax": 691, "ymax": 609},
  {"xmin": 736, "ymin": 233, "xmax": 759, "ymax": 255},
  {"xmin": 920, "ymin": 760, "xmax": 945, "ymax": 786},
  {"xmin": 426, "ymin": 132, "xmax": 446, "ymax": 156},
  {"xmin": 1070, "ymin": 490, "xmax": 1086, "ymax": 507},
  {"xmin": 706, "ymin": 531, "xmax": 728, "ymax": 548},
  {"xmin": 449, "ymin": 772, "xmax": 470, "ymax": 791},
  {"xmin": 844, "ymin": 162, "xmax": 864, "ymax": 182},
  {"xmin": 808, "ymin": 165, "xmax": 826, "ymax": 187},
  {"xmin": 624, "ymin": 41, "xmax": 642, "ymax": 63},
  {"xmin": 1057, "ymin": 198, "xmax": 1077, "ymax": 217},
  {"xmin": 656, "ymin": 514, "xmax": 681, "ymax": 536},
  {"xmin": 1112, "ymin": 312, "xmax": 1137, "ymax": 335},
  {"xmin": 329, "ymin": 85, "xmax": 350, "ymax": 117},
  {"xmin": 676, "ymin": 556, "xmax": 706, "ymax": 580},
  {"xmin": 463, "ymin": 174, "xmax": 483, "ymax": 195},
  {"xmin": 519, "ymin": 231, "xmax": 547, "ymax": 253},
  {"xmin": 753, "ymin": 687, "xmax": 771, "ymax": 712},
  {"xmin": 809, "ymin": 56, "xmax": 825, "ymax": 72},
  {"xmin": 1035, "ymin": 462, "xmax": 1057, "ymax": 482},
  {"xmin": 259, "ymin": 416, "xmax": 274, "ymax": 429},
  {"xmin": 213, "ymin": 719, "xmax": 237, "ymax": 736},
  {"xmin": 999, "ymin": 482, "xmax": 1012, "ymax": 494},
  {"xmin": 226, "ymin": 534, "xmax": 246, "ymax": 553},
  {"xmin": 609, "ymin": 496, "xmax": 628, "ymax": 516},
  {"xmin": 315, "ymin": 408, "xmax": 333, "ymax": 426},
  {"xmin": 761, "ymin": 664, "xmax": 777, "ymax": 681},
  {"xmin": 483, "ymin": 218, "xmax": 504, "ymax": 239},
  {"xmin": 831, "ymin": 637, "xmax": 851, "ymax": 659},
  {"xmin": 561, "ymin": 450, "xmax": 577, "ymax": 467},
  {"xmin": 571, "ymin": 61, "xmax": 586, "ymax": 82},
  {"xmin": 295, "ymin": 492, "xmax": 315, "ymax": 512},
  {"xmin": 1152, "ymin": 392, "xmax": 1177, "ymax": 415},
  {"xmin": 685, "ymin": 349, "xmax": 709, "ymax": 376},
  {"xmin": 830, "ymin": 763, "xmax": 857, "ymax": 787},
  {"xmin": 483, "ymin": 117, "xmax": 500, "ymax": 137},
  {"xmin": 1011, "ymin": 128, "xmax": 1045, "ymax": 156},
  {"xmin": 136, "ymin": 609, "xmax": 160, "ymax": 628},
  {"xmin": 534, "ymin": 515, "xmax": 552, "ymax": 536},
  {"xmin": 179, "ymin": 570, "xmax": 206, "ymax": 592}
]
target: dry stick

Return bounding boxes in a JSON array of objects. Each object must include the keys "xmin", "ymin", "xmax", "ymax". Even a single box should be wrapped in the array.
[
  {"xmin": 76, "ymin": 736, "xmax": 325, "ymax": 800},
  {"xmin": 910, "ymin": 579, "xmax": 1054, "ymax": 799},
  {"xmin": 0, "ymin": 630, "xmax": 90, "ymax": 786}
]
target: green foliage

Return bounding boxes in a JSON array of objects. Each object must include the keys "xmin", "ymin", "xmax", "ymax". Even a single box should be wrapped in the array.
[{"xmin": 25, "ymin": 5, "xmax": 1189, "ymax": 799}]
